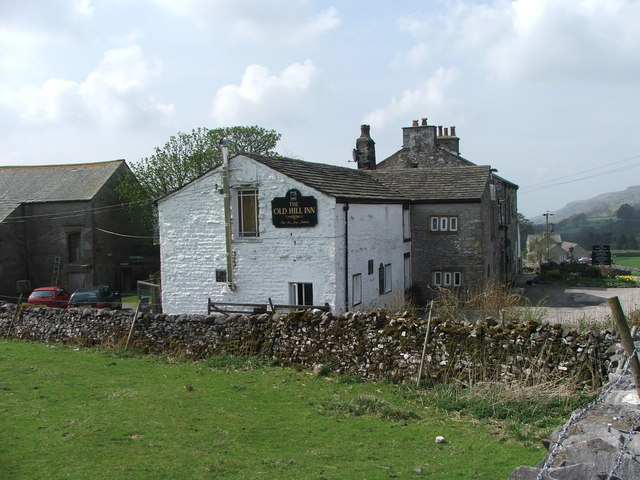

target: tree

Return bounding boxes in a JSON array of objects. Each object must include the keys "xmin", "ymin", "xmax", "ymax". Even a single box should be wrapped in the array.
[
  {"xmin": 518, "ymin": 213, "xmax": 535, "ymax": 256},
  {"xmin": 117, "ymin": 126, "xmax": 281, "ymax": 227},
  {"xmin": 616, "ymin": 203, "xmax": 637, "ymax": 219}
]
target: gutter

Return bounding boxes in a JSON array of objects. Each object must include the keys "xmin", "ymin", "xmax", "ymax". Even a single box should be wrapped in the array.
[
  {"xmin": 220, "ymin": 138, "xmax": 235, "ymax": 290},
  {"xmin": 344, "ymin": 203, "xmax": 349, "ymax": 312}
]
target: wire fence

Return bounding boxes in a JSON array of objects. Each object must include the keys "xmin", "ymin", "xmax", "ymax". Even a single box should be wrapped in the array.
[{"xmin": 535, "ymin": 346, "xmax": 640, "ymax": 480}]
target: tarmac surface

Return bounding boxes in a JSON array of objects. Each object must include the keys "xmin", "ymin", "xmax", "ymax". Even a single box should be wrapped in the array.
[{"xmin": 515, "ymin": 274, "xmax": 640, "ymax": 326}]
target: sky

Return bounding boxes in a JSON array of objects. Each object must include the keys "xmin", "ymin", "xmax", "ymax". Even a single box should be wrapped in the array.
[{"xmin": 2, "ymin": 0, "xmax": 640, "ymax": 220}]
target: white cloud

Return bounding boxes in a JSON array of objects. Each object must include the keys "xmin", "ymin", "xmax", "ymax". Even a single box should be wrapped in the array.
[
  {"xmin": 211, "ymin": 60, "xmax": 320, "ymax": 125},
  {"xmin": 363, "ymin": 68, "xmax": 460, "ymax": 129},
  {"xmin": 398, "ymin": 0, "xmax": 640, "ymax": 83},
  {"xmin": 0, "ymin": 46, "xmax": 174, "ymax": 128},
  {"xmin": 150, "ymin": 0, "xmax": 339, "ymax": 44}
]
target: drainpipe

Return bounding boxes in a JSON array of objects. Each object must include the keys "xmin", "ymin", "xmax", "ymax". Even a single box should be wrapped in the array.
[
  {"xmin": 344, "ymin": 203, "xmax": 349, "ymax": 312},
  {"xmin": 220, "ymin": 138, "xmax": 235, "ymax": 290}
]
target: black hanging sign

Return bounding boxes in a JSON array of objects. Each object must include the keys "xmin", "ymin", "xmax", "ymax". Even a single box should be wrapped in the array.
[
  {"xmin": 591, "ymin": 245, "xmax": 612, "ymax": 265},
  {"xmin": 271, "ymin": 189, "xmax": 318, "ymax": 228}
]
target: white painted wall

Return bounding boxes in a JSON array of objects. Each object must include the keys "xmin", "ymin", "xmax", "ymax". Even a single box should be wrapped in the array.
[
  {"xmin": 335, "ymin": 203, "xmax": 410, "ymax": 312},
  {"xmin": 158, "ymin": 155, "xmax": 410, "ymax": 315}
]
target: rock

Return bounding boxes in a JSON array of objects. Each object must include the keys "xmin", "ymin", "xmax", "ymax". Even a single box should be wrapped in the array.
[{"xmin": 435, "ymin": 436, "xmax": 446, "ymax": 444}]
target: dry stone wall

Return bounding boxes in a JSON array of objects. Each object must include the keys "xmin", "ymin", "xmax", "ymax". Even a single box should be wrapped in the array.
[{"xmin": 0, "ymin": 303, "xmax": 618, "ymax": 387}]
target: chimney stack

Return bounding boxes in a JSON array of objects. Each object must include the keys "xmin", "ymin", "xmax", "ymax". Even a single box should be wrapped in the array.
[
  {"xmin": 354, "ymin": 124, "xmax": 376, "ymax": 170},
  {"xmin": 435, "ymin": 125, "xmax": 460, "ymax": 154},
  {"xmin": 402, "ymin": 116, "xmax": 437, "ymax": 148}
]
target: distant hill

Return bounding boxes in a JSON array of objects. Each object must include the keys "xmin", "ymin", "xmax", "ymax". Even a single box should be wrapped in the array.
[{"xmin": 530, "ymin": 185, "xmax": 640, "ymax": 224}]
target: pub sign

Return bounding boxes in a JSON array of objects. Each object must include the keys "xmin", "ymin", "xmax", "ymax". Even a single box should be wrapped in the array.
[
  {"xmin": 271, "ymin": 189, "xmax": 318, "ymax": 228},
  {"xmin": 591, "ymin": 244, "xmax": 612, "ymax": 265}
]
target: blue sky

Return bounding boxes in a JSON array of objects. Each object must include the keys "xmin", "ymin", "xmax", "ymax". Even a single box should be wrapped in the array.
[{"xmin": 2, "ymin": 0, "xmax": 640, "ymax": 219}]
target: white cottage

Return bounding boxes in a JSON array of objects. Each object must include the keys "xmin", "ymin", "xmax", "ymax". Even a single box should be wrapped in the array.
[{"xmin": 157, "ymin": 153, "xmax": 411, "ymax": 315}]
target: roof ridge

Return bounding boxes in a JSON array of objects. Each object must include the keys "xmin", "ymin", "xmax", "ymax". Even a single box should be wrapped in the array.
[{"xmin": 0, "ymin": 159, "xmax": 125, "ymax": 170}]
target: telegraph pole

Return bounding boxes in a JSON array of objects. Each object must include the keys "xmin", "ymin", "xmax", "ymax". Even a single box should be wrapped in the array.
[{"xmin": 542, "ymin": 211, "xmax": 554, "ymax": 262}]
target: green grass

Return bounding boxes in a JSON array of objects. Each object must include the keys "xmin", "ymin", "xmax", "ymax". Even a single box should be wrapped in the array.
[
  {"xmin": 614, "ymin": 256, "xmax": 640, "ymax": 269},
  {"xmin": 0, "ymin": 339, "xmax": 545, "ymax": 480}
]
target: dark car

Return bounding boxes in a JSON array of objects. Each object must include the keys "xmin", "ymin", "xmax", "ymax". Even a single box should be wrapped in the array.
[
  {"xmin": 27, "ymin": 286, "xmax": 71, "ymax": 308},
  {"xmin": 68, "ymin": 285, "xmax": 122, "ymax": 309}
]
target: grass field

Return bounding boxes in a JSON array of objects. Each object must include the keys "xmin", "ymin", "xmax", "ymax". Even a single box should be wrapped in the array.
[
  {"xmin": 0, "ymin": 340, "xmax": 547, "ymax": 480},
  {"xmin": 613, "ymin": 255, "xmax": 640, "ymax": 269}
]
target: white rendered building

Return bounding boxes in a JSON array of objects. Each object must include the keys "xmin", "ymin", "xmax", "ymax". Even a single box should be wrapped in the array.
[{"xmin": 157, "ymin": 153, "xmax": 411, "ymax": 315}]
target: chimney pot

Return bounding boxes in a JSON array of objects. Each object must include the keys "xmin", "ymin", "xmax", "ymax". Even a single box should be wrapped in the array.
[
  {"xmin": 438, "ymin": 126, "xmax": 443, "ymax": 136},
  {"xmin": 360, "ymin": 124, "xmax": 370, "ymax": 137},
  {"xmin": 412, "ymin": 120, "xmax": 419, "ymax": 127},
  {"xmin": 421, "ymin": 118, "xmax": 427, "ymax": 126},
  {"xmin": 451, "ymin": 126, "xmax": 456, "ymax": 136},
  {"xmin": 444, "ymin": 127, "xmax": 449, "ymax": 136}
]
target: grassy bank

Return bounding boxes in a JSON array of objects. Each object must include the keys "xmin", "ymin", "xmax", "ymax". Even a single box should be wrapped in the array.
[{"xmin": 0, "ymin": 339, "xmax": 548, "ymax": 480}]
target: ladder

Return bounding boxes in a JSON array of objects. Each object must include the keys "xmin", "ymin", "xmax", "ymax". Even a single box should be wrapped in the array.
[{"xmin": 51, "ymin": 256, "xmax": 61, "ymax": 286}]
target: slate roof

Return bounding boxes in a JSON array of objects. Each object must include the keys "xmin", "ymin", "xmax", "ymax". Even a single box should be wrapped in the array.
[
  {"xmin": 377, "ymin": 144, "xmax": 477, "ymax": 169},
  {"xmin": 243, "ymin": 154, "xmax": 495, "ymax": 203},
  {"xmin": 246, "ymin": 154, "xmax": 407, "ymax": 202},
  {"xmin": 0, "ymin": 160, "xmax": 125, "ymax": 221},
  {"xmin": 369, "ymin": 166, "xmax": 492, "ymax": 202}
]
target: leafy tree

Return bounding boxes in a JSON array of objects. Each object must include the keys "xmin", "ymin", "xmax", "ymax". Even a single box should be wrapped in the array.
[
  {"xmin": 616, "ymin": 203, "xmax": 637, "ymax": 219},
  {"xmin": 117, "ymin": 126, "xmax": 281, "ymax": 227},
  {"xmin": 518, "ymin": 213, "xmax": 534, "ymax": 238}
]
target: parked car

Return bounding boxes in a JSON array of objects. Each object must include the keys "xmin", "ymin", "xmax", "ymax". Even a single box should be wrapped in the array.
[
  {"xmin": 68, "ymin": 285, "xmax": 122, "ymax": 309},
  {"xmin": 27, "ymin": 286, "xmax": 71, "ymax": 308}
]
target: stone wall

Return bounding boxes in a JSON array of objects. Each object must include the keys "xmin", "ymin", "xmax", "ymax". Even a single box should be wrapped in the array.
[{"xmin": 0, "ymin": 303, "xmax": 618, "ymax": 387}]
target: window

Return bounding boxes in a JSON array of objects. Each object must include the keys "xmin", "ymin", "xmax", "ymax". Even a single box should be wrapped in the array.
[
  {"xmin": 432, "ymin": 271, "xmax": 463, "ymax": 287},
  {"xmin": 385, "ymin": 264, "xmax": 392, "ymax": 293},
  {"xmin": 352, "ymin": 274, "xmax": 362, "ymax": 306},
  {"xmin": 368, "ymin": 259, "xmax": 374, "ymax": 275},
  {"xmin": 215, "ymin": 269, "xmax": 227, "ymax": 283},
  {"xmin": 402, "ymin": 205, "xmax": 411, "ymax": 240},
  {"xmin": 238, "ymin": 189, "xmax": 259, "ymax": 237},
  {"xmin": 289, "ymin": 282, "xmax": 313, "ymax": 306},
  {"xmin": 68, "ymin": 232, "xmax": 81, "ymax": 263},
  {"xmin": 379, "ymin": 263, "xmax": 392, "ymax": 294},
  {"xmin": 430, "ymin": 216, "xmax": 458, "ymax": 232},
  {"xmin": 403, "ymin": 253, "xmax": 411, "ymax": 290}
]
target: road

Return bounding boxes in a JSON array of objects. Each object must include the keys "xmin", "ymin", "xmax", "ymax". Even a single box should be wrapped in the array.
[{"xmin": 515, "ymin": 275, "xmax": 640, "ymax": 327}]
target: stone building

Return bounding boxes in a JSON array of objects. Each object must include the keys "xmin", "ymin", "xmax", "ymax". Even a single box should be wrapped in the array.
[
  {"xmin": 0, "ymin": 160, "xmax": 157, "ymax": 301},
  {"xmin": 526, "ymin": 233, "xmax": 589, "ymax": 263},
  {"xmin": 360, "ymin": 119, "xmax": 520, "ymax": 302},
  {"xmin": 157, "ymin": 119, "xmax": 520, "ymax": 314}
]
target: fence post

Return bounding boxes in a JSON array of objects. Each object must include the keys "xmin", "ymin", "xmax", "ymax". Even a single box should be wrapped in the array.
[
  {"xmin": 608, "ymin": 296, "xmax": 640, "ymax": 398},
  {"xmin": 125, "ymin": 299, "xmax": 143, "ymax": 350},
  {"xmin": 416, "ymin": 301, "xmax": 434, "ymax": 386}
]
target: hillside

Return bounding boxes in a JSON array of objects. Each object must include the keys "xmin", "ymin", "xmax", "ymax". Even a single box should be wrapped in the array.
[{"xmin": 530, "ymin": 185, "xmax": 640, "ymax": 224}]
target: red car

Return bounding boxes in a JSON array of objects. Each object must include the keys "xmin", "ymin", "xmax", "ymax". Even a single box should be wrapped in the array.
[{"xmin": 27, "ymin": 286, "xmax": 71, "ymax": 308}]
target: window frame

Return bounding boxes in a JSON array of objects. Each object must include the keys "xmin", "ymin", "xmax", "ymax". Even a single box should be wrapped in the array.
[
  {"xmin": 215, "ymin": 269, "xmax": 227, "ymax": 283},
  {"xmin": 352, "ymin": 273, "xmax": 362, "ymax": 306},
  {"xmin": 430, "ymin": 215, "xmax": 459, "ymax": 233},
  {"xmin": 402, "ymin": 205, "xmax": 411, "ymax": 240},
  {"xmin": 237, "ymin": 189, "xmax": 259, "ymax": 238},
  {"xmin": 289, "ymin": 282, "xmax": 313, "ymax": 306},
  {"xmin": 384, "ymin": 263, "xmax": 392, "ymax": 293},
  {"xmin": 432, "ymin": 270, "xmax": 463, "ymax": 287},
  {"xmin": 403, "ymin": 252, "xmax": 411, "ymax": 290}
]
